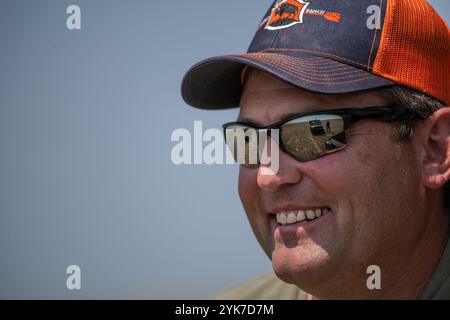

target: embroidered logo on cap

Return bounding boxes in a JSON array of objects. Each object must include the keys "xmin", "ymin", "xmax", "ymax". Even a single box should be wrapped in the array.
[
  {"xmin": 259, "ymin": 0, "xmax": 342, "ymax": 31},
  {"xmin": 264, "ymin": 0, "xmax": 310, "ymax": 30}
]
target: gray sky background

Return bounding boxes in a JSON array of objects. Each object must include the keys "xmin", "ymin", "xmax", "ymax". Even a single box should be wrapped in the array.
[{"xmin": 0, "ymin": 0, "xmax": 449, "ymax": 299}]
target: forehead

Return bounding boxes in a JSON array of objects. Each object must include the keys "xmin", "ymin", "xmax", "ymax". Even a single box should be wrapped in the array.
[{"xmin": 238, "ymin": 68, "xmax": 387, "ymax": 125}]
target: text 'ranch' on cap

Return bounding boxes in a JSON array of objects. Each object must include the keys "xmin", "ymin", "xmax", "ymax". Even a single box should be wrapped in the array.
[{"xmin": 182, "ymin": 0, "xmax": 450, "ymax": 109}]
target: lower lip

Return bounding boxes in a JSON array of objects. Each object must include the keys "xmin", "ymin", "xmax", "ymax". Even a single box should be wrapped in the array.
[{"xmin": 271, "ymin": 210, "xmax": 333, "ymax": 240}]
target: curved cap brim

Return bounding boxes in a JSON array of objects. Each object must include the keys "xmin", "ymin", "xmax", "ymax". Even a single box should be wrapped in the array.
[{"xmin": 181, "ymin": 51, "xmax": 395, "ymax": 110}]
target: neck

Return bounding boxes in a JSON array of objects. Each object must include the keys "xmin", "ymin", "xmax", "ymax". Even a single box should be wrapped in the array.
[{"xmin": 381, "ymin": 207, "xmax": 449, "ymax": 300}]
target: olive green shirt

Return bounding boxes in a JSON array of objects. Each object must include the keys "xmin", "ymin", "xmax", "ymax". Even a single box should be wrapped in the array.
[
  {"xmin": 212, "ymin": 272, "xmax": 307, "ymax": 300},
  {"xmin": 213, "ymin": 237, "xmax": 450, "ymax": 300},
  {"xmin": 419, "ymin": 235, "xmax": 450, "ymax": 299}
]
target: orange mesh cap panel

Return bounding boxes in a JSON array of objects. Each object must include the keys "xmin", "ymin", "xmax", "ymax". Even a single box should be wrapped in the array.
[{"xmin": 373, "ymin": 0, "xmax": 450, "ymax": 105}]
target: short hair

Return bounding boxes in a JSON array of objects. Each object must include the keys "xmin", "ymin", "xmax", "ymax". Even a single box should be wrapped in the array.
[{"xmin": 386, "ymin": 86, "xmax": 449, "ymax": 208}]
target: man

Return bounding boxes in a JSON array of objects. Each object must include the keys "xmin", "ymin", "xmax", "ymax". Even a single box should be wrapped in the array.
[{"xmin": 181, "ymin": 0, "xmax": 450, "ymax": 299}]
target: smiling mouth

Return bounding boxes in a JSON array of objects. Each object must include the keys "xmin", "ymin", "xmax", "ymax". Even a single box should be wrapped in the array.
[{"xmin": 275, "ymin": 208, "xmax": 331, "ymax": 225}]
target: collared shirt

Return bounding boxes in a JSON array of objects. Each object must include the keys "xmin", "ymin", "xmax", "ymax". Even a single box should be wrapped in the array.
[{"xmin": 420, "ymin": 233, "xmax": 450, "ymax": 299}]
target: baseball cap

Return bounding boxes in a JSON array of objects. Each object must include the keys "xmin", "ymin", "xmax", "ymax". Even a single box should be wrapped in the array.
[{"xmin": 181, "ymin": 0, "xmax": 449, "ymax": 109}]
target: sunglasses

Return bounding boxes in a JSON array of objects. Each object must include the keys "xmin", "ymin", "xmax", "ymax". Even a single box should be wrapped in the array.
[{"xmin": 223, "ymin": 106, "xmax": 414, "ymax": 167}]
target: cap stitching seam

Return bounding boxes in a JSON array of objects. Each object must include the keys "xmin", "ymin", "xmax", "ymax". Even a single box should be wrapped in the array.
[
  {"xmin": 258, "ymin": 48, "xmax": 368, "ymax": 68},
  {"xmin": 367, "ymin": 0, "xmax": 383, "ymax": 69},
  {"xmin": 240, "ymin": 53, "xmax": 361, "ymax": 70},
  {"xmin": 245, "ymin": 59, "xmax": 366, "ymax": 77},
  {"xmin": 260, "ymin": 60, "xmax": 376, "ymax": 83},
  {"xmin": 238, "ymin": 54, "xmax": 362, "ymax": 72}
]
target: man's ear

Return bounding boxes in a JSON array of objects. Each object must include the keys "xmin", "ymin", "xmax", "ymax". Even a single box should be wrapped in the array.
[{"xmin": 421, "ymin": 108, "xmax": 450, "ymax": 189}]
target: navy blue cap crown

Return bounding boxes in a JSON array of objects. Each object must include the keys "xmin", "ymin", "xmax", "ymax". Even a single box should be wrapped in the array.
[
  {"xmin": 181, "ymin": 0, "xmax": 399, "ymax": 109},
  {"xmin": 249, "ymin": 0, "xmax": 387, "ymax": 70}
]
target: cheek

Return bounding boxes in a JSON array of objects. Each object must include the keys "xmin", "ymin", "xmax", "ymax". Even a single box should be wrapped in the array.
[
  {"xmin": 310, "ymin": 129, "xmax": 400, "ymax": 200},
  {"xmin": 238, "ymin": 168, "xmax": 275, "ymax": 256},
  {"xmin": 238, "ymin": 168, "xmax": 258, "ymax": 210},
  {"xmin": 309, "ymin": 133, "xmax": 421, "ymax": 255}
]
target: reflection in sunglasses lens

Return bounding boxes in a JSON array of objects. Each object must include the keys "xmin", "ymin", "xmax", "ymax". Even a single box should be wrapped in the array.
[
  {"xmin": 224, "ymin": 114, "xmax": 347, "ymax": 166},
  {"xmin": 225, "ymin": 127, "xmax": 259, "ymax": 167},
  {"xmin": 281, "ymin": 115, "xmax": 346, "ymax": 162}
]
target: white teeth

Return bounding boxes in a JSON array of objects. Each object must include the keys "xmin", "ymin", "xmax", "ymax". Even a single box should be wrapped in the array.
[
  {"xmin": 297, "ymin": 210, "xmax": 306, "ymax": 222},
  {"xmin": 276, "ymin": 208, "xmax": 330, "ymax": 225},
  {"xmin": 306, "ymin": 210, "xmax": 315, "ymax": 220},
  {"xmin": 287, "ymin": 212, "xmax": 297, "ymax": 224},
  {"xmin": 315, "ymin": 209, "xmax": 322, "ymax": 218}
]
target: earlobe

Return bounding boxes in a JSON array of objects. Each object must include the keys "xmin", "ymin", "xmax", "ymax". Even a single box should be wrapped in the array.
[{"xmin": 422, "ymin": 108, "xmax": 450, "ymax": 189}]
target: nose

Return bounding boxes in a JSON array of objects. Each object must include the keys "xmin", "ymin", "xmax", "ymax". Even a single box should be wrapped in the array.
[{"xmin": 256, "ymin": 147, "xmax": 303, "ymax": 192}]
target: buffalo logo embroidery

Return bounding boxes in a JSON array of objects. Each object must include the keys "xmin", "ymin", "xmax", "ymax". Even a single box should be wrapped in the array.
[
  {"xmin": 265, "ymin": 0, "xmax": 309, "ymax": 30},
  {"xmin": 259, "ymin": 0, "xmax": 342, "ymax": 31}
]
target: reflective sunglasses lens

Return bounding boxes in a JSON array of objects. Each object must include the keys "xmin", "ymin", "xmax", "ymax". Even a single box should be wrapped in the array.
[
  {"xmin": 224, "ymin": 125, "xmax": 260, "ymax": 167},
  {"xmin": 281, "ymin": 115, "xmax": 346, "ymax": 162}
]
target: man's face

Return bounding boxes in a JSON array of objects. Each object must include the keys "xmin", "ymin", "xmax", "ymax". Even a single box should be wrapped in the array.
[{"xmin": 238, "ymin": 69, "xmax": 428, "ymax": 295}]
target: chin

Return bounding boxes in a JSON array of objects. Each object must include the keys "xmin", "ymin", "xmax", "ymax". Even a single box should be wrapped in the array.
[{"xmin": 271, "ymin": 243, "xmax": 332, "ymax": 287}]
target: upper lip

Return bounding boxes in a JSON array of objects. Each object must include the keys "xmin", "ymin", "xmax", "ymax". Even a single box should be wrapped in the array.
[{"xmin": 268, "ymin": 206, "xmax": 329, "ymax": 214}]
